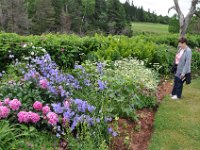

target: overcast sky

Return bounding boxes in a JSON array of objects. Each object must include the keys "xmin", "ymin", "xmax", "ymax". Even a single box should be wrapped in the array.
[{"xmin": 119, "ymin": 0, "xmax": 194, "ymax": 16}]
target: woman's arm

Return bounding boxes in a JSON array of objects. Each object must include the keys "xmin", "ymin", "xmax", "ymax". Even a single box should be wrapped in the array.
[{"xmin": 181, "ymin": 48, "xmax": 192, "ymax": 77}]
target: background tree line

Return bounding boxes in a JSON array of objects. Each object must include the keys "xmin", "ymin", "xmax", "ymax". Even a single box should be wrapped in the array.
[{"xmin": 0, "ymin": 0, "xmax": 170, "ymax": 36}]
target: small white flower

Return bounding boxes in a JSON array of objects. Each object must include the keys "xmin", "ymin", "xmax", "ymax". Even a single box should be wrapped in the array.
[
  {"xmin": 22, "ymin": 44, "xmax": 27, "ymax": 48},
  {"xmin": 31, "ymin": 51, "xmax": 35, "ymax": 55},
  {"xmin": 41, "ymin": 48, "xmax": 46, "ymax": 52}
]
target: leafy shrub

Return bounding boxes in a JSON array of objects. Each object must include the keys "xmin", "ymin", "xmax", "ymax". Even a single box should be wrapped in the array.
[{"xmin": 72, "ymin": 58, "xmax": 159, "ymax": 119}]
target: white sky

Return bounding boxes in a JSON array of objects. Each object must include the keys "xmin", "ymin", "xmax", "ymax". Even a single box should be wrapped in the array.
[{"xmin": 119, "ymin": 0, "xmax": 195, "ymax": 17}]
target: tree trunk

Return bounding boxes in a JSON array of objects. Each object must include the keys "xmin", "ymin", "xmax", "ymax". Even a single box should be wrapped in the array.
[{"xmin": 169, "ymin": 0, "xmax": 199, "ymax": 37}]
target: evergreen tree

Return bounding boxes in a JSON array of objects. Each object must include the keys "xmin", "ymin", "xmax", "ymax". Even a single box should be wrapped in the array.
[
  {"xmin": 0, "ymin": 0, "xmax": 30, "ymax": 34},
  {"xmin": 80, "ymin": 0, "xmax": 95, "ymax": 33},
  {"xmin": 123, "ymin": 0, "xmax": 131, "ymax": 22},
  {"xmin": 107, "ymin": 0, "xmax": 127, "ymax": 34},
  {"xmin": 32, "ymin": 0, "xmax": 55, "ymax": 34},
  {"xmin": 66, "ymin": 0, "xmax": 83, "ymax": 33},
  {"xmin": 93, "ymin": 0, "xmax": 107, "ymax": 31}
]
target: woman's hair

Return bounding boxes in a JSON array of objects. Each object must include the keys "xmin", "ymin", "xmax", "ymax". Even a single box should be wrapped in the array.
[{"xmin": 178, "ymin": 37, "xmax": 187, "ymax": 44}]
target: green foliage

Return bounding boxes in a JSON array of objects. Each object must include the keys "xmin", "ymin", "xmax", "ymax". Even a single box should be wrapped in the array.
[
  {"xmin": 0, "ymin": 120, "xmax": 58, "ymax": 150},
  {"xmin": 14, "ymin": 126, "xmax": 59, "ymax": 149},
  {"xmin": 188, "ymin": 16, "xmax": 200, "ymax": 34},
  {"xmin": 66, "ymin": 123, "xmax": 109, "ymax": 150},
  {"xmin": 168, "ymin": 15, "xmax": 179, "ymax": 33},
  {"xmin": 0, "ymin": 120, "xmax": 18, "ymax": 150}
]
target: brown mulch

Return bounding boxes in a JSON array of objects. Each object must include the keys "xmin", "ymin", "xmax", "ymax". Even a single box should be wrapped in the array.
[{"xmin": 110, "ymin": 80, "xmax": 173, "ymax": 150}]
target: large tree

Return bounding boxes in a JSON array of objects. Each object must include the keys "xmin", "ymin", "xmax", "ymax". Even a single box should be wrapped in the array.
[
  {"xmin": 107, "ymin": 0, "xmax": 126, "ymax": 34},
  {"xmin": 31, "ymin": 0, "xmax": 55, "ymax": 34},
  {"xmin": 169, "ymin": 0, "xmax": 199, "ymax": 37},
  {"xmin": 0, "ymin": 0, "xmax": 30, "ymax": 34}
]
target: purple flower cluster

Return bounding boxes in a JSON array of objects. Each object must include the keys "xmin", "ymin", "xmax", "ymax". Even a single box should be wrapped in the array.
[
  {"xmin": 70, "ymin": 114, "xmax": 95, "ymax": 131},
  {"xmin": 24, "ymin": 54, "xmax": 81, "ymax": 98},
  {"xmin": 74, "ymin": 99, "xmax": 95, "ymax": 113},
  {"xmin": 108, "ymin": 127, "xmax": 118, "ymax": 137},
  {"xmin": 97, "ymin": 62, "xmax": 104, "ymax": 76},
  {"xmin": 51, "ymin": 98, "xmax": 96, "ymax": 131},
  {"xmin": 98, "ymin": 80, "xmax": 107, "ymax": 90}
]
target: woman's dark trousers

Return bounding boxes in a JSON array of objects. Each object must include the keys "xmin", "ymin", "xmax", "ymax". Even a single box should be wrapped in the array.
[{"xmin": 171, "ymin": 76, "xmax": 184, "ymax": 98}]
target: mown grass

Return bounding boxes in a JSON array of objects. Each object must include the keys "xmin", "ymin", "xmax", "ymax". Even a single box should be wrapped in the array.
[
  {"xmin": 148, "ymin": 78, "xmax": 200, "ymax": 150},
  {"xmin": 132, "ymin": 22, "xmax": 169, "ymax": 34}
]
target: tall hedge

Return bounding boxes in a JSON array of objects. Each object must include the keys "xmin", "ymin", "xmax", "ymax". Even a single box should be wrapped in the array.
[{"xmin": 0, "ymin": 32, "xmax": 200, "ymax": 75}]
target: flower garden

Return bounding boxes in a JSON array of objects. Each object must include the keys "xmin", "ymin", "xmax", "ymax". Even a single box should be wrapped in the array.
[{"xmin": 0, "ymin": 33, "xmax": 200, "ymax": 149}]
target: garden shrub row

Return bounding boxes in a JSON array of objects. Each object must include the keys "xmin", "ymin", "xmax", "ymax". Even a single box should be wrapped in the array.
[
  {"xmin": 0, "ymin": 32, "xmax": 200, "ymax": 75},
  {"xmin": 135, "ymin": 34, "xmax": 200, "ymax": 48}
]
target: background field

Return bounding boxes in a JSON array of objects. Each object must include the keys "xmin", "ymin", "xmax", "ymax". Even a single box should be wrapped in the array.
[{"xmin": 132, "ymin": 22, "xmax": 169, "ymax": 34}]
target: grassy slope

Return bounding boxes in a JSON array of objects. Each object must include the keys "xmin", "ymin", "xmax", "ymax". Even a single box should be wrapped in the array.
[
  {"xmin": 148, "ymin": 78, "xmax": 200, "ymax": 150},
  {"xmin": 132, "ymin": 22, "xmax": 169, "ymax": 34}
]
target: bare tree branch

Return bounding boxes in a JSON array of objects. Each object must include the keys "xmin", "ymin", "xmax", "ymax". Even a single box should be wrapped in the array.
[{"xmin": 168, "ymin": 6, "xmax": 176, "ymax": 13}]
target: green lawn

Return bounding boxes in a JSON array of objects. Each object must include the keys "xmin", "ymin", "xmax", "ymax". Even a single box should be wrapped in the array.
[
  {"xmin": 148, "ymin": 78, "xmax": 200, "ymax": 150},
  {"xmin": 132, "ymin": 22, "xmax": 169, "ymax": 34}
]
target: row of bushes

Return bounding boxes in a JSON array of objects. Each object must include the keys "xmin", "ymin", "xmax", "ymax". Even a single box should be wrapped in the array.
[
  {"xmin": 0, "ymin": 32, "xmax": 200, "ymax": 75},
  {"xmin": 134, "ymin": 34, "xmax": 200, "ymax": 48}
]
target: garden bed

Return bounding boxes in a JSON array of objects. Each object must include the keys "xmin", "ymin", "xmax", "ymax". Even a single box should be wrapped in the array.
[{"xmin": 110, "ymin": 80, "xmax": 172, "ymax": 150}]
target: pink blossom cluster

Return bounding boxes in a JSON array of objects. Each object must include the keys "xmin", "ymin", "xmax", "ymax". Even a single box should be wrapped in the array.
[
  {"xmin": 9, "ymin": 99, "xmax": 22, "ymax": 111},
  {"xmin": 33, "ymin": 101, "xmax": 43, "ymax": 111},
  {"xmin": 0, "ymin": 106, "xmax": 10, "ymax": 119},
  {"xmin": 39, "ymin": 79, "xmax": 49, "ymax": 89},
  {"xmin": 0, "ymin": 98, "xmax": 59, "ymax": 126},
  {"xmin": 17, "ymin": 111, "xmax": 40, "ymax": 123},
  {"xmin": 4, "ymin": 98, "xmax": 10, "ymax": 105},
  {"xmin": 42, "ymin": 105, "xmax": 51, "ymax": 115},
  {"xmin": 47, "ymin": 112, "xmax": 59, "ymax": 126}
]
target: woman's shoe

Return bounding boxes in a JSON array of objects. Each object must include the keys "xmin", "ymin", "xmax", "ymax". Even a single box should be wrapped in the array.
[
  {"xmin": 170, "ymin": 94, "xmax": 175, "ymax": 97},
  {"xmin": 171, "ymin": 95, "xmax": 179, "ymax": 100}
]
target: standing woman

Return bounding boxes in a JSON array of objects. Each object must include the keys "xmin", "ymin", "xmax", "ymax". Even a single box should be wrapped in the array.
[{"xmin": 171, "ymin": 37, "xmax": 192, "ymax": 100}]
